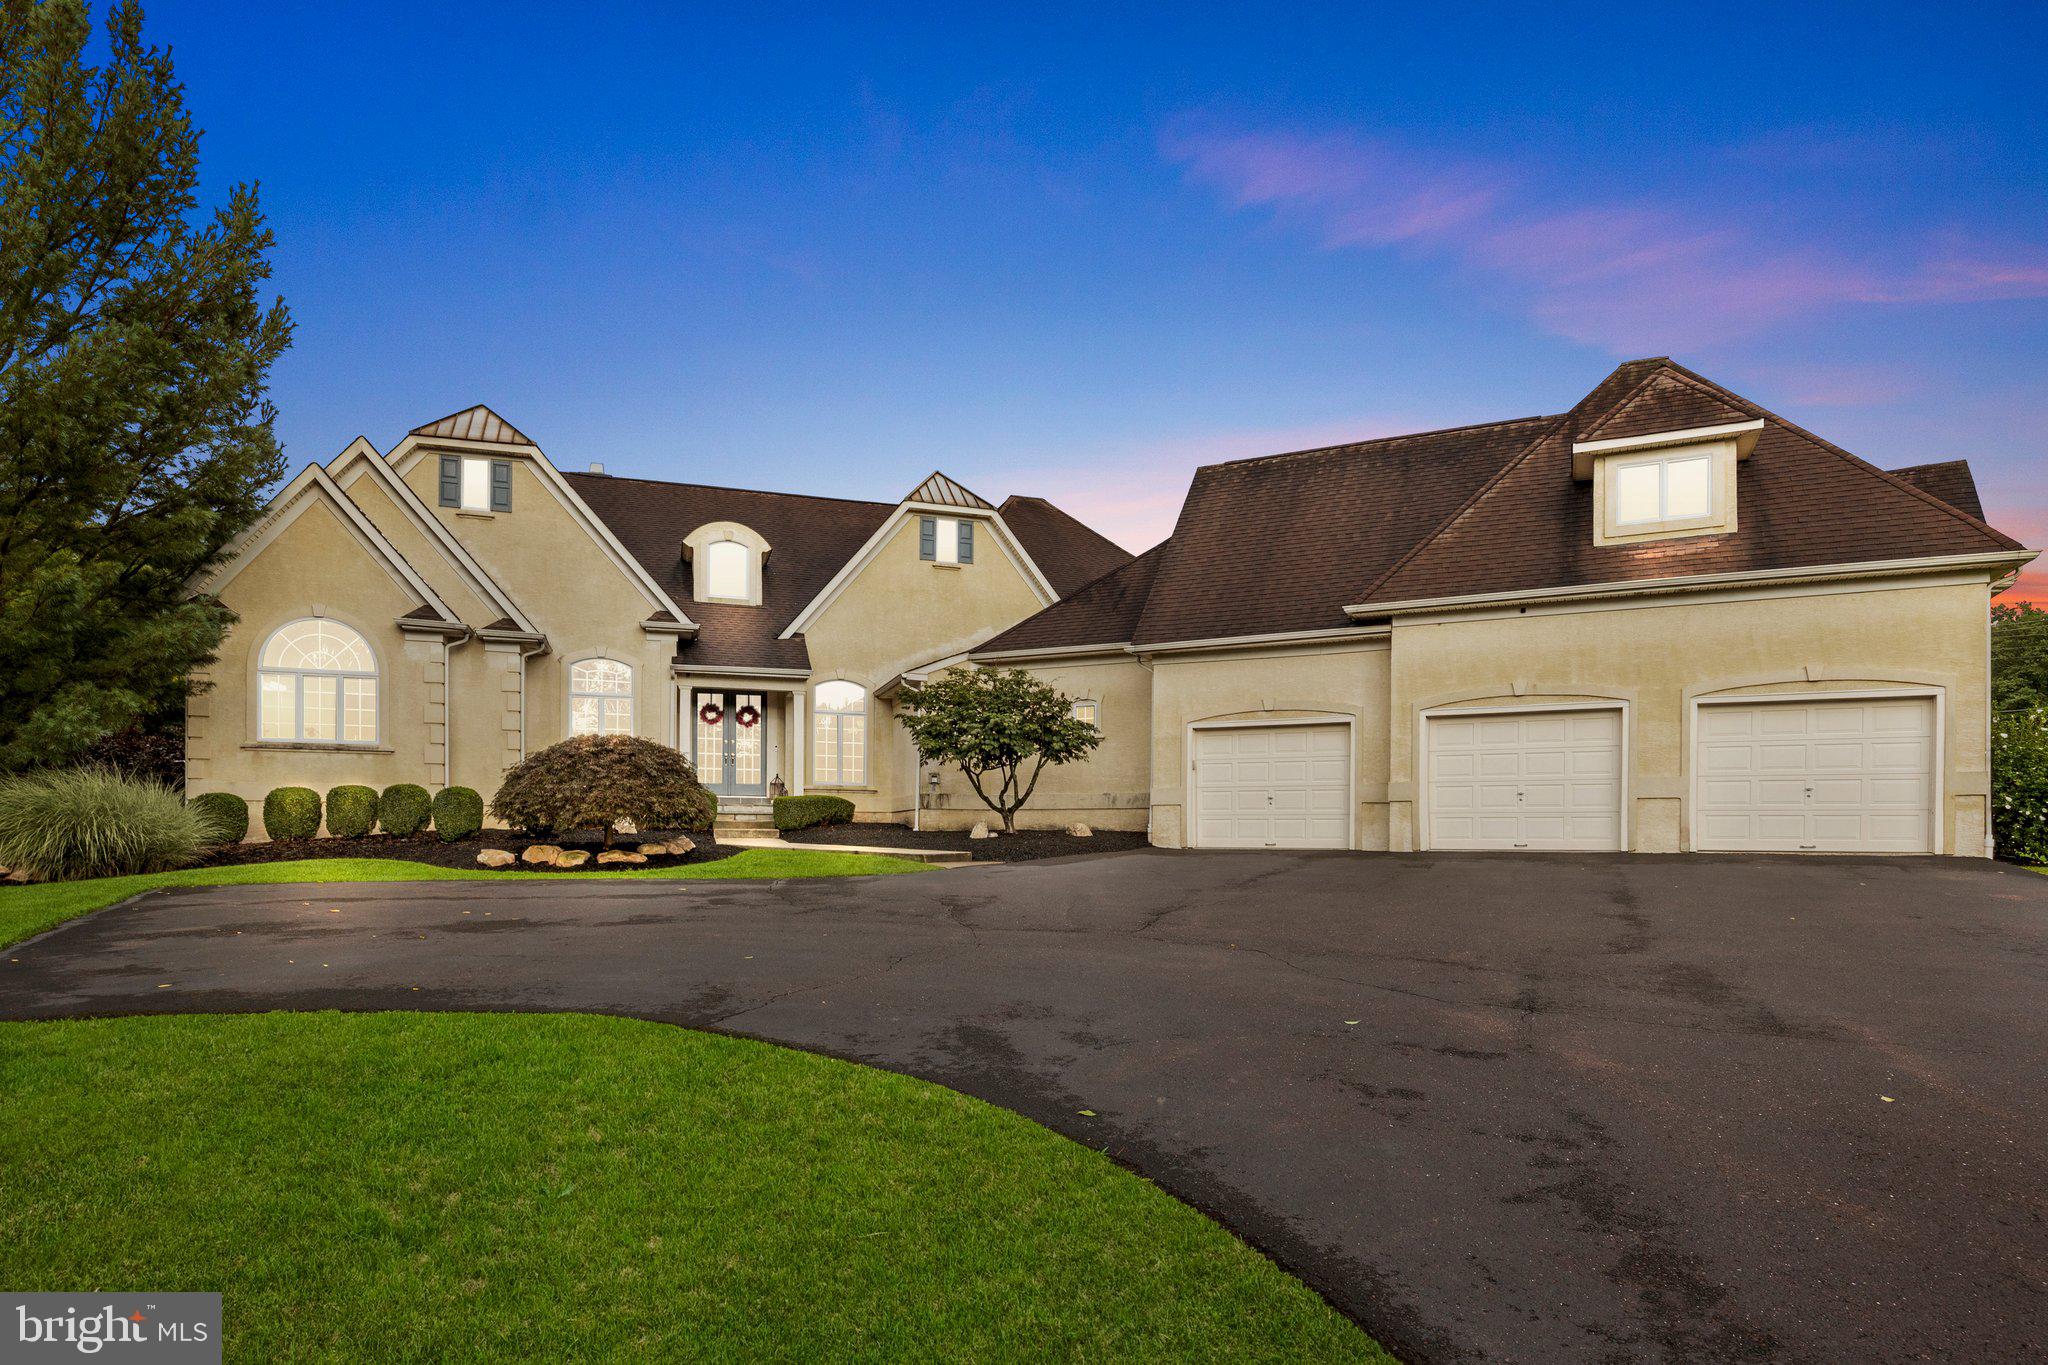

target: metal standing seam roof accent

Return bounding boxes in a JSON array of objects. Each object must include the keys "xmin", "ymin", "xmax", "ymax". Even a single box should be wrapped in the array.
[
  {"xmin": 408, "ymin": 405, "xmax": 533, "ymax": 446},
  {"xmin": 905, "ymin": 472, "xmax": 994, "ymax": 509}
]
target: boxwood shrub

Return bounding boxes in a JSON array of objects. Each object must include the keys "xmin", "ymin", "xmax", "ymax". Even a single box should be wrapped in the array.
[
  {"xmin": 773, "ymin": 794, "xmax": 856, "ymax": 831},
  {"xmin": 188, "ymin": 791, "xmax": 249, "ymax": 845},
  {"xmin": 262, "ymin": 786, "xmax": 322, "ymax": 841},
  {"xmin": 324, "ymin": 785, "xmax": 378, "ymax": 839},
  {"xmin": 431, "ymin": 785, "xmax": 484, "ymax": 842},
  {"xmin": 378, "ymin": 783, "xmax": 432, "ymax": 837}
]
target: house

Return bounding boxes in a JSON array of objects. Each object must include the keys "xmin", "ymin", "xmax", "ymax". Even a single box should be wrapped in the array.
[
  {"xmin": 970, "ymin": 358, "xmax": 2036, "ymax": 856},
  {"xmin": 185, "ymin": 407, "xmax": 1131, "ymax": 835}
]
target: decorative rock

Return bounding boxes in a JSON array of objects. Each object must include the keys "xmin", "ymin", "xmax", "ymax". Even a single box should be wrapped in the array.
[
  {"xmin": 520, "ymin": 844, "xmax": 563, "ymax": 867},
  {"xmin": 597, "ymin": 850, "xmax": 647, "ymax": 865},
  {"xmin": 636, "ymin": 843, "xmax": 669, "ymax": 857},
  {"xmin": 4, "ymin": 868, "xmax": 31, "ymax": 883},
  {"xmin": 1066, "ymin": 823, "xmax": 1093, "ymax": 838},
  {"xmin": 663, "ymin": 836, "xmax": 695, "ymax": 856},
  {"xmin": 476, "ymin": 849, "xmax": 516, "ymax": 868},
  {"xmin": 554, "ymin": 849, "xmax": 591, "ymax": 869},
  {"xmin": 969, "ymin": 821, "xmax": 994, "ymax": 840}
]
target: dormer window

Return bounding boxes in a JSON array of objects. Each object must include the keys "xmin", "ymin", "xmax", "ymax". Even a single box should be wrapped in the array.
[
  {"xmin": 1575, "ymin": 420, "xmax": 1760, "ymax": 547},
  {"xmin": 1613, "ymin": 451, "xmax": 1713, "ymax": 526},
  {"xmin": 682, "ymin": 522, "xmax": 770, "ymax": 606}
]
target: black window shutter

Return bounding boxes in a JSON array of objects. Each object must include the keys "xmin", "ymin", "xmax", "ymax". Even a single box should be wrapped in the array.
[
  {"xmin": 919, "ymin": 516, "xmax": 937, "ymax": 560},
  {"xmin": 438, "ymin": 456, "xmax": 460, "ymax": 507},
  {"xmin": 957, "ymin": 520, "xmax": 974, "ymax": 563},
  {"xmin": 490, "ymin": 460, "xmax": 512, "ymax": 512}
]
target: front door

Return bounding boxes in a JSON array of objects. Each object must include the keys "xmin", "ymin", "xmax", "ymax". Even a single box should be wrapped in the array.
[{"xmin": 692, "ymin": 691, "xmax": 767, "ymax": 797}]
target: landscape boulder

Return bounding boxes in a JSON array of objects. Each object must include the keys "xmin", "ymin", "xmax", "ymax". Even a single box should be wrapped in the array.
[
  {"xmin": 1066, "ymin": 822, "xmax": 1093, "ymax": 837},
  {"xmin": 476, "ymin": 849, "xmax": 516, "ymax": 868},
  {"xmin": 554, "ymin": 849, "xmax": 591, "ymax": 869},
  {"xmin": 520, "ymin": 845, "xmax": 563, "ymax": 867},
  {"xmin": 969, "ymin": 821, "xmax": 994, "ymax": 840},
  {"xmin": 664, "ymin": 836, "xmax": 695, "ymax": 855},
  {"xmin": 597, "ymin": 850, "xmax": 646, "ymax": 865},
  {"xmin": 636, "ymin": 843, "xmax": 669, "ymax": 856}
]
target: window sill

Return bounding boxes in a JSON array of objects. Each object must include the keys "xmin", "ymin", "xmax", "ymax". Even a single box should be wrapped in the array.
[
  {"xmin": 243, "ymin": 742, "xmax": 394, "ymax": 754},
  {"xmin": 809, "ymin": 785, "xmax": 875, "ymax": 794},
  {"xmin": 454, "ymin": 509, "xmax": 497, "ymax": 520},
  {"xmin": 929, "ymin": 562, "xmax": 964, "ymax": 571}
]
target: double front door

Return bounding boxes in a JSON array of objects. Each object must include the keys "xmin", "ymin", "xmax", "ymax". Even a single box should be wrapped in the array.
[{"xmin": 692, "ymin": 691, "xmax": 766, "ymax": 796}]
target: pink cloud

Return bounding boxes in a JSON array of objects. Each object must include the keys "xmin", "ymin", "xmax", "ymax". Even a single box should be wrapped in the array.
[{"xmin": 1161, "ymin": 121, "xmax": 2048, "ymax": 352}]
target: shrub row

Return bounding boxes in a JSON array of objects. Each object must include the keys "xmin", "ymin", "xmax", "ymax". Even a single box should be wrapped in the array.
[
  {"xmin": 773, "ymin": 794, "xmax": 855, "ymax": 831},
  {"xmin": 214, "ymin": 783, "xmax": 483, "ymax": 844}
]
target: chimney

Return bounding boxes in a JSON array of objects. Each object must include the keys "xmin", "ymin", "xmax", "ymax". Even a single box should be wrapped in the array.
[{"xmin": 587, "ymin": 462, "xmax": 605, "ymax": 475}]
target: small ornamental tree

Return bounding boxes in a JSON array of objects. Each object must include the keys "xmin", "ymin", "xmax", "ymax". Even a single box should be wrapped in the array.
[
  {"xmin": 490, "ymin": 735, "xmax": 716, "ymax": 848},
  {"xmin": 896, "ymin": 667, "xmax": 1101, "ymax": 833},
  {"xmin": 1993, "ymin": 706, "xmax": 2048, "ymax": 864}
]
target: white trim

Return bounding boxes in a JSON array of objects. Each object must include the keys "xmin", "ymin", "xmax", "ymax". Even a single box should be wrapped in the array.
[
  {"xmin": 392, "ymin": 437, "xmax": 698, "ymax": 632},
  {"xmin": 780, "ymin": 504, "xmax": 1059, "ymax": 639},
  {"xmin": 1348, "ymin": 551, "xmax": 2036, "ymax": 619},
  {"xmin": 971, "ymin": 641, "xmax": 1134, "ymax": 663},
  {"xmin": 671, "ymin": 663, "xmax": 812, "ymax": 680},
  {"xmin": 1134, "ymin": 625, "xmax": 1392, "ymax": 658},
  {"xmin": 1390, "ymin": 565, "xmax": 2005, "ymax": 627},
  {"xmin": 193, "ymin": 464, "xmax": 458, "ymax": 623},
  {"xmin": 1417, "ymin": 701, "xmax": 1630, "ymax": 853},
  {"xmin": 1572, "ymin": 417, "xmax": 1764, "ymax": 463},
  {"xmin": 1185, "ymin": 714, "xmax": 1358, "ymax": 851},
  {"xmin": 1687, "ymin": 687, "xmax": 1944, "ymax": 855},
  {"xmin": 329, "ymin": 437, "xmax": 538, "ymax": 633}
]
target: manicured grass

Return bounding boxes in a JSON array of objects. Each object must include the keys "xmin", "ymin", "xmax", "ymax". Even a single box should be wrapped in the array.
[
  {"xmin": 0, "ymin": 1013, "xmax": 1384, "ymax": 1362},
  {"xmin": 0, "ymin": 849, "xmax": 928, "ymax": 948}
]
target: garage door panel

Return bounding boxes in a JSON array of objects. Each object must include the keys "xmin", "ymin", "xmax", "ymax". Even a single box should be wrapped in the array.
[
  {"xmin": 1194, "ymin": 724, "xmax": 1350, "ymax": 849},
  {"xmin": 1426, "ymin": 709, "xmax": 1623, "ymax": 851},
  {"xmin": 1695, "ymin": 699, "xmax": 1933, "ymax": 852}
]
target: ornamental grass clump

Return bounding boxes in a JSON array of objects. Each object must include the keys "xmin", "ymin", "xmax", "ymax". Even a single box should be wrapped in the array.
[
  {"xmin": 491, "ymin": 735, "xmax": 716, "ymax": 848},
  {"xmin": 1993, "ymin": 707, "xmax": 2048, "ymax": 864},
  {"xmin": 0, "ymin": 767, "xmax": 215, "ymax": 881}
]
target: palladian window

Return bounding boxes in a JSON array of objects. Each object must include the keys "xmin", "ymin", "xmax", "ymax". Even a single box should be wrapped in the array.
[
  {"xmin": 813, "ymin": 680, "xmax": 867, "ymax": 786},
  {"xmin": 569, "ymin": 659, "xmax": 634, "ymax": 736},
  {"xmin": 259, "ymin": 619, "xmax": 379, "ymax": 744}
]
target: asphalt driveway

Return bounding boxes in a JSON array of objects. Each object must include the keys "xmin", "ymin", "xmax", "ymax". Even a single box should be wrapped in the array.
[{"xmin": 3, "ymin": 851, "xmax": 2045, "ymax": 1362}]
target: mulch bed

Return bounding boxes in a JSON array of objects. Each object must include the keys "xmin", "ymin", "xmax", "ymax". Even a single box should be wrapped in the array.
[
  {"xmin": 779, "ymin": 823, "xmax": 1149, "ymax": 862},
  {"xmin": 189, "ymin": 830, "xmax": 737, "ymax": 873}
]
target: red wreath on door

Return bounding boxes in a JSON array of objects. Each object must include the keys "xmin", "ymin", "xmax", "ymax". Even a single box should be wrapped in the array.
[
  {"xmin": 735, "ymin": 703, "xmax": 761, "ymax": 729},
  {"xmin": 697, "ymin": 700, "xmax": 724, "ymax": 727}
]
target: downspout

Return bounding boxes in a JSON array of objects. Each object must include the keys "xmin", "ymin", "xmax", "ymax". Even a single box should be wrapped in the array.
[
  {"xmin": 1986, "ymin": 589, "xmax": 1996, "ymax": 858},
  {"xmin": 1136, "ymin": 651, "xmax": 1156, "ymax": 842}
]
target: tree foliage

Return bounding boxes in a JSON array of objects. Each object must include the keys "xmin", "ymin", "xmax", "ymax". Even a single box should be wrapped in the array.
[
  {"xmin": 0, "ymin": 0, "xmax": 291, "ymax": 770},
  {"xmin": 1992, "ymin": 601, "xmax": 2048, "ymax": 714},
  {"xmin": 490, "ymin": 736, "xmax": 717, "ymax": 847},
  {"xmin": 896, "ymin": 667, "xmax": 1101, "ymax": 832},
  {"xmin": 1993, "ymin": 707, "xmax": 2048, "ymax": 864}
]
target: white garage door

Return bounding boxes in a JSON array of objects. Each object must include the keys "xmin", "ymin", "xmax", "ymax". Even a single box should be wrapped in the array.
[
  {"xmin": 1695, "ymin": 697, "xmax": 1934, "ymax": 853},
  {"xmin": 1192, "ymin": 724, "xmax": 1350, "ymax": 849},
  {"xmin": 1426, "ymin": 709, "xmax": 1624, "ymax": 851}
]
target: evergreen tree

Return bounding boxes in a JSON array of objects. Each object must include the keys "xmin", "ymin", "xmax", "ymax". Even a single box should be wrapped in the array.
[{"xmin": 0, "ymin": 0, "xmax": 290, "ymax": 769}]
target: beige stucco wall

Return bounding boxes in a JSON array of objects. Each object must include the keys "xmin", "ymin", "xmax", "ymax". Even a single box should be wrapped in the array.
[
  {"xmin": 1144, "ymin": 639, "xmax": 1393, "ymax": 850},
  {"xmin": 334, "ymin": 469, "xmax": 497, "ymax": 624},
  {"xmin": 1386, "ymin": 576, "xmax": 1995, "ymax": 855},
  {"xmin": 800, "ymin": 515, "xmax": 1053, "ymax": 819},
  {"xmin": 923, "ymin": 653, "xmax": 1154, "ymax": 831},
  {"xmin": 185, "ymin": 496, "xmax": 443, "ymax": 837}
]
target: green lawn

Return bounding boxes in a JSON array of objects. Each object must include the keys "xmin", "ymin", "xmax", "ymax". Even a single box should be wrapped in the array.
[
  {"xmin": 0, "ymin": 1013, "xmax": 1385, "ymax": 1363},
  {"xmin": 0, "ymin": 848, "xmax": 928, "ymax": 948}
]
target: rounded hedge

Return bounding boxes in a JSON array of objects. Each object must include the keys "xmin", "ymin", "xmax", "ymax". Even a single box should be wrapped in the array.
[
  {"xmin": 324, "ymin": 785, "xmax": 378, "ymax": 839},
  {"xmin": 188, "ymin": 791, "xmax": 249, "ymax": 845},
  {"xmin": 431, "ymin": 786, "xmax": 484, "ymax": 842},
  {"xmin": 378, "ymin": 783, "xmax": 432, "ymax": 837},
  {"xmin": 490, "ymin": 735, "xmax": 716, "ymax": 847},
  {"xmin": 262, "ymin": 787, "xmax": 322, "ymax": 841},
  {"xmin": 773, "ymin": 794, "xmax": 856, "ymax": 831}
]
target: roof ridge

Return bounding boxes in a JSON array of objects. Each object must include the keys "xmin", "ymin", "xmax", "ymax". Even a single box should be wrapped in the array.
[
  {"xmin": 1199, "ymin": 413, "xmax": 1558, "ymax": 475},
  {"xmin": 562, "ymin": 469, "xmax": 895, "ymax": 510}
]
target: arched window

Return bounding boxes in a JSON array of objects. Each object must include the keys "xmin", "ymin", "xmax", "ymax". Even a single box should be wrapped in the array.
[
  {"xmin": 703, "ymin": 540, "xmax": 749, "ymax": 600},
  {"xmin": 570, "ymin": 659, "xmax": 634, "ymax": 736},
  {"xmin": 813, "ymin": 680, "xmax": 866, "ymax": 786},
  {"xmin": 259, "ymin": 619, "xmax": 378, "ymax": 743}
]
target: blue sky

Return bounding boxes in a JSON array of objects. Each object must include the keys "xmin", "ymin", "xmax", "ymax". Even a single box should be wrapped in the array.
[{"xmin": 154, "ymin": 2, "xmax": 2047, "ymax": 593}]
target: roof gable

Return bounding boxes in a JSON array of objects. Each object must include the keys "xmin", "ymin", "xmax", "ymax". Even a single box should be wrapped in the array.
[
  {"xmin": 905, "ymin": 471, "xmax": 993, "ymax": 510},
  {"xmin": 1359, "ymin": 360, "xmax": 2023, "ymax": 609},
  {"xmin": 1890, "ymin": 460, "xmax": 1986, "ymax": 522},
  {"xmin": 410, "ymin": 405, "xmax": 532, "ymax": 446},
  {"xmin": 1578, "ymin": 366, "xmax": 1756, "ymax": 442}
]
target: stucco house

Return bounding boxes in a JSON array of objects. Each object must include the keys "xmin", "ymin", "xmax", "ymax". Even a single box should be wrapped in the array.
[
  {"xmin": 972, "ymin": 358, "xmax": 2036, "ymax": 856},
  {"xmin": 185, "ymin": 407, "xmax": 1131, "ymax": 836}
]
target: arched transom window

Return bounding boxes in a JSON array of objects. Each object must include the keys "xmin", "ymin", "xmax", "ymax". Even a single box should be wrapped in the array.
[
  {"xmin": 259, "ymin": 619, "xmax": 378, "ymax": 743},
  {"xmin": 570, "ymin": 659, "xmax": 634, "ymax": 736},
  {"xmin": 813, "ymin": 680, "xmax": 866, "ymax": 786}
]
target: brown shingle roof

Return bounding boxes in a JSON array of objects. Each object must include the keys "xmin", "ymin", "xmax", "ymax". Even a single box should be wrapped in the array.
[
  {"xmin": 975, "ymin": 543, "xmax": 1165, "ymax": 655},
  {"xmin": 1890, "ymin": 460, "xmax": 1986, "ymax": 522},
  {"xmin": 1129, "ymin": 416, "xmax": 1554, "ymax": 644},
  {"xmin": 1579, "ymin": 367, "xmax": 1754, "ymax": 442},
  {"xmin": 998, "ymin": 495, "xmax": 1135, "ymax": 595},
  {"xmin": 564, "ymin": 474, "xmax": 895, "ymax": 671},
  {"xmin": 1363, "ymin": 359, "xmax": 2022, "ymax": 607}
]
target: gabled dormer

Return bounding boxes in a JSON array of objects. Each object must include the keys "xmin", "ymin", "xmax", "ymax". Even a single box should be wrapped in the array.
[
  {"xmin": 683, "ymin": 521, "xmax": 770, "ymax": 606},
  {"xmin": 1570, "ymin": 367, "xmax": 1762, "ymax": 545}
]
